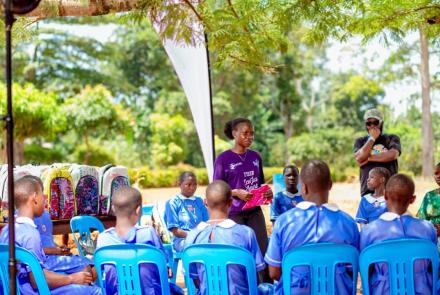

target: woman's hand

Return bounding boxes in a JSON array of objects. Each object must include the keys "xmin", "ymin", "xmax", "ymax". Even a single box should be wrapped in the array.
[
  {"xmin": 233, "ymin": 189, "xmax": 253, "ymax": 201},
  {"xmin": 263, "ymin": 189, "xmax": 273, "ymax": 200}
]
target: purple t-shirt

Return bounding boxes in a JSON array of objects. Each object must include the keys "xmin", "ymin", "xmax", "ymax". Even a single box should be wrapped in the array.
[{"xmin": 213, "ymin": 149, "xmax": 265, "ymax": 215}]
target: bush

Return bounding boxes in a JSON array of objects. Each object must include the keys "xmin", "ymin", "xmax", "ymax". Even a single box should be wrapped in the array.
[
  {"xmin": 130, "ymin": 165, "xmax": 283, "ymax": 188},
  {"xmin": 71, "ymin": 143, "xmax": 115, "ymax": 167},
  {"xmin": 24, "ymin": 144, "xmax": 65, "ymax": 164},
  {"xmin": 287, "ymin": 127, "xmax": 362, "ymax": 182}
]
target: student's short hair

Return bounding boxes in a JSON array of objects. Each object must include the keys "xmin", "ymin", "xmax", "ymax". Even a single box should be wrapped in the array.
[
  {"xmin": 205, "ymin": 180, "xmax": 231, "ymax": 209},
  {"xmin": 370, "ymin": 167, "xmax": 391, "ymax": 183},
  {"xmin": 14, "ymin": 176, "xmax": 43, "ymax": 208},
  {"xmin": 178, "ymin": 171, "xmax": 196, "ymax": 184},
  {"xmin": 300, "ymin": 160, "xmax": 331, "ymax": 191},
  {"xmin": 224, "ymin": 118, "xmax": 252, "ymax": 140},
  {"xmin": 436, "ymin": 162, "xmax": 440, "ymax": 169},
  {"xmin": 385, "ymin": 173, "xmax": 415, "ymax": 202},
  {"xmin": 112, "ymin": 187, "xmax": 142, "ymax": 218},
  {"xmin": 283, "ymin": 165, "xmax": 299, "ymax": 175}
]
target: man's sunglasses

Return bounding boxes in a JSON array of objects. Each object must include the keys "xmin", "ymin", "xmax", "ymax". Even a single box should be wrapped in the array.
[{"xmin": 365, "ymin": 120, "xmax": 380, "ymax": 127}]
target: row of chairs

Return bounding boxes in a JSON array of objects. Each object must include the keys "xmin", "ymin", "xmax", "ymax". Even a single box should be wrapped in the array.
[{"xmin": 0, "ymin": 238, "xmax": 437, "ymax": 294}]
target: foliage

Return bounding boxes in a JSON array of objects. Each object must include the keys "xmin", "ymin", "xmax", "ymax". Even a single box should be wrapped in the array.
[
  {"xmin": 24, "ymin": 143, "xmax": 64, "ymax": 164},
  {"xmin": 71, "ymin": 143, "xmax": 115, "ymax": 166},
  {"xmin": 149, "ymin": 113, "xmax": 191, "ymax": 167},
  {"xmin": 0, "ymin": 83, "xmax": 64, "ymax": 141},
  {"xmin": 62, "ymin": 85, "xmax": 128, "ymax": 144},
  {"xmin": 129, "ymin": 165, "xmax": 284, "ymax": 189},
  {"xmin": 287, "ymin": 127, "xmax": 362, "ymax": 182}
]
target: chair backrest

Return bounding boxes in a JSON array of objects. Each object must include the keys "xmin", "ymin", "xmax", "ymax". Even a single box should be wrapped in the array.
[
  {"xmin": 282, "ymin": 243, "xmax": 359, "ymax": 295},
  {"xmin": 182, "ymin": 243, "xmax": 259, "ymax": 295},
  {"xmin": 0, "ymin": 244, "xmax": 51, "ymax": 294},
  {"xmin": 70, "ymin": 215, "xmax": 105, "ymax": 257},
  {"xmin": 94, "ymin": 244, "xmax": 170, "ymax": 295},
  {"xmin": 138, "ymin": 204, "xmax": 154, "ymax": 226},
  {"xmin": 359, "ymin": 238, "xmax": 438, "ymax": 295}
]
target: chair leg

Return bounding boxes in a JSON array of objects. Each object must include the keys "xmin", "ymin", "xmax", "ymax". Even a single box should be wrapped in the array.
[{"xmin": 170, "ymin": 257, "xmax": 180, "ymax": 284}]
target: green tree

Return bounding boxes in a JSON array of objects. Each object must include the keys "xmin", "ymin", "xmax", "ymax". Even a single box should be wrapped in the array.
[
  {"xmin": 149, "ymin": 113, "xmax": 191, "ymax": 167},
  {"xmin": 62, "ymin": 85, "xmax": 127, "ymax": 164},
  {"xmin": 0, "ymin": 83, "xmax": 63, "ymax": 164}
]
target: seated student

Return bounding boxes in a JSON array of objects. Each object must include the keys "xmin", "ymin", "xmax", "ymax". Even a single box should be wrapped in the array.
[
  {"xmin": 270, "ymin": 165, "xmax": 303, "ymax": 223},
  {"xmin": 356, "ymin": 167, "xmax": 391, "ymax": 225},
  {"xmin": 96, "ymin": 187, "xmax": 183, "ymax": 295},
  {"xmin": 29, "ymin": 175, "xmax": 94, "ymax": 275},
  {"xmin": 185, "ymin": 180, "xmax": 266, "ymax": 295},
  {"xmin": 265, "ymin": 160, "xmax": 359, "ymax": 295},
  {"xmin": 417, "ymin": 162, "xmax": 440, "ymax": 237},
  {"xmin": 165, "ymin": 171, "xmax": 209, "ymax": 252},
  {"xmin": 0, "ymin": 176, "xmax": 100, "ymax": 295},
  {"xmin": 360, "ymin": 174, "xmax": 437, "ymax": 295}
]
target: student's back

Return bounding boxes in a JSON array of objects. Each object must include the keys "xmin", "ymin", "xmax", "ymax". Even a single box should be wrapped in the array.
[
  {"xmin": 266, "ymin": 201, "xmax": 359, "ymax": 295},
  {"xmin": 185, "ymin": 219, "xmax": 265, "ymax": 295},
  {"xmin": 360, "ymin": 213, "xmax": 437, "ymax": 295},
  {"xmin": 0, "ymin": 217, "xmax": 101, "ymax": 295},
  {"xmin": 96, "ymin": 225, "xmax": 165, "ymax": 295}
]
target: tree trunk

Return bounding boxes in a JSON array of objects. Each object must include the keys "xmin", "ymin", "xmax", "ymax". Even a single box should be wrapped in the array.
[
  {"xmin": 282, "ymin": 114, "xmax": 293, "ymax": 165},
  {"xmin": 419, "ymin": 27, "xmax": 434, "ymax": 178},
  {"xmin": 14, "ymin": 140, "xmax": 24, "ymax": 165},
  {"xmin": 22, "ymin": 0, "xmax": 138, "ymax": 18}
]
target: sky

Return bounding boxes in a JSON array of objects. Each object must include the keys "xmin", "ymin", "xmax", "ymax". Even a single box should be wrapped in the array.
[{"xmin": 45, "ymin": 23, "xmax": 439, "ymax": 116}]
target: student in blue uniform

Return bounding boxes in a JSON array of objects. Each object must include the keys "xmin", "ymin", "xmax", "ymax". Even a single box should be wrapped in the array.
[
  {"xmin": 165, "ymin": 171, "xmax": 209, "ymax": 252},
  {"xmin": 356, "ymin": 167, "xmax": 390, "ymax": 225},
  {"xmin": 0, "ymin": 175, "xmax": 101, "ymax": 295},
  {"xmin": 32, "ymin": 177, "xmax": 93, "ymax": 275},
  {"xmin": 185, "ymin": 180, "xmax": 266, "ymax": 295},
  {"xmin": 270, "ymin": 165, "xmax": 303, "ymax": 223},
  {"xmin": 96, "ymin": 186, "xmax": 183, "ymax": 295},
  {"xmin": 265, "ymin": 160, "xmax": 359, "ymax": 295},
  {"xmin": 360, "ymin": 173, "xmax": 437, "ymax": 295}
]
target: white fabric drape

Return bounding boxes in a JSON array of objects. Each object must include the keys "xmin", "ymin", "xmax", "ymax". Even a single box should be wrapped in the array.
[{"xmin": 153, "ymin": 25, "xmax": 214, "ymax": 180}]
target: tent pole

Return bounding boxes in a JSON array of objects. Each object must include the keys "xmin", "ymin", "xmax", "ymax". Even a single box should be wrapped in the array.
[
  {"xmin": 4, "ymin": 0, "xmax": 16, "ymax": 292},
  {"xmin": 204, "ymin": 32, "xmax": 215, "ymax": 167}
]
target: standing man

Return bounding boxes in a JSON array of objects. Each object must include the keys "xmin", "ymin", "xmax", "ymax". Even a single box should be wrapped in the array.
[{"xmin": 354, "ymin": 109, "xmax": 401, "ymax": 196}]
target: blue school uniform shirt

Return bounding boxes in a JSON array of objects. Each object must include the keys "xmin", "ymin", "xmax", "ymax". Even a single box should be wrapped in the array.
[
  {"xmin": 185, "ymin": 219, "xmax": 266, "ymax": 295},
  {"xmin": 360, "ymin": 212, "xmax": 437, "ymax": 295},
  {"xmin": 270, "ymin": 191, "xmax": 303, "ymax": 221},
  {"xmin": 96, "ymin": 225, "xmax": 170, "ymax": 295},
  {"xmin": 165, "ymin": 194, "xmax": 209, "ymax": 251},
  {"xmin": 265, "ymin": 201, "xmax": 360, "ymax": 295},
  {"xmin": 0, "ymin": 217, "xmax": 101, "ymax": 295},
  {"xmin": 355, "ymin": 194, "xmax": 387, "ymax": 224},
  {"xmin": 34, "ymin": 210, "xmax": 92, "ymax": 274}
]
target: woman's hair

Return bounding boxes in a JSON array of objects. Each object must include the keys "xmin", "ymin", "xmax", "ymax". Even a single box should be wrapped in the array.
[
  {"xmin": 224, "ymin": 118, "xmax": 252, "ymax": 140},
  {"xmin": 179, "ymin": 171, "xmax": 196, "ymax": 184}
]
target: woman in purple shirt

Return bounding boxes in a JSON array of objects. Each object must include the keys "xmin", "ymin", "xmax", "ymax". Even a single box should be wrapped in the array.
[{"xmin": 213, "ymin": 118, "xmax": 273, "ymax": 265}]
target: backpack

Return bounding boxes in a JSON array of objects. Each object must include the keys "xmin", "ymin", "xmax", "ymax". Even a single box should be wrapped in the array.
[
  {"xmin": 42, "ymin": 166, "xmax": 75, "ymax": 220},
  {"xmin": 99, "ymin": 165, "xmax": 130, "ymax": 215},
  {"xmin": 0, "ymin": 165, "xmax": 43, "ymax": 222},
  {"xmin": 70, "ymin": 164, "xmax": 99, "ymax": 216}
]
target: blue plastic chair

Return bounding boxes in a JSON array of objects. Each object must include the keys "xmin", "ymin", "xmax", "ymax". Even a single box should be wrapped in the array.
[
  {"xmin": 70, "ymin": 215, "xmax": 105, "ymax": 257},
  {"xmin": 137, "ymin": 204, "xmax": 154, "ymax": 226},
  {"xmin": 182, "ymin": 243, "xmax": 259, "ymax": 295},
  {"xmin": 94, "ymin": 244, "xmax": 171, "ymax": 295},
  {"xmin": 282, "ymin": 243, "xmax": 359, "ymax": 295},
  {"xmin": 163, "ymin": 244, "xmax": 180, "ymax": 284},
  {"xmin": 360, "ymin": 239, "xmax": 438, "ymax": 295},
  {"xmin": 0, "ymin": 244, "xmax": 51, "ymax": 294}
]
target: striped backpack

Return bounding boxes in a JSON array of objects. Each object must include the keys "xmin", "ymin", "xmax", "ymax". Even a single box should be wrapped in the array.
[
  {"xmin": 99, "ymin": 165, "xmax": 130, "ymax": 215},
  {"xmin": 70, "ymin": 164, "xmax": 99, "ymax": 216},
  {"xmin": 42, "ymin": 166, "xmax": 75, "ymax": 220}
]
